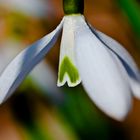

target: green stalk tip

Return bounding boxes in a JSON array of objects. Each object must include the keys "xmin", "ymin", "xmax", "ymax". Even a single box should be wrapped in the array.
[{"xmin": 63, "ymin": 0, "xmax": 84, "ymax": 15}]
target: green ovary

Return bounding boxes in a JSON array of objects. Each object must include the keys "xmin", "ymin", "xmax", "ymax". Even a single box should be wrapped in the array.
[
  {"xmin": 63, "ymin": 0, "xmax": 84, "ymax": 15},
  {"xmin": 58, "ymin": 56, "xmax": 80, "ymax": 84}
]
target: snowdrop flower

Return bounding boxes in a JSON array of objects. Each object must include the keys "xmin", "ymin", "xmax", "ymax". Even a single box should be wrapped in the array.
[{"xmin": 0, "ymin": 0, "xmax": 140, "ymax": 120}]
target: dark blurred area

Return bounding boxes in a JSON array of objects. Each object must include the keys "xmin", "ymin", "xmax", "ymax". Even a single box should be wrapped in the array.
[{"xmin": 0, "ymin": 0, "xmax": 140, "ymax": 140}]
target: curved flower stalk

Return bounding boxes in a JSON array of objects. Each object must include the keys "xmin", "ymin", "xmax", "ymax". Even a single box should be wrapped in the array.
[{"xmin": 0, "ymin": 0, "xmax": 140, "ymax": 121}]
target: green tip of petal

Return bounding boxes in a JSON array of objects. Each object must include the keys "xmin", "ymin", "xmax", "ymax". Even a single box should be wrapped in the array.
[{"xmin": 58, "ymin": 56, "xmax": 80, "ymax": 86}]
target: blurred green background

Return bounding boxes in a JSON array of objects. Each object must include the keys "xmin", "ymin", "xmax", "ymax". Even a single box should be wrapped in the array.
[{"xmin": 0, "ymin": 0, "xmax": 140, "ymax": 140}]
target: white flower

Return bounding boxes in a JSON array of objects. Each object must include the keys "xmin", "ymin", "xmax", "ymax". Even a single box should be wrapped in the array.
[{"xmin": 0, "ymin": 14, "xmax": 140, "ymax": 121}]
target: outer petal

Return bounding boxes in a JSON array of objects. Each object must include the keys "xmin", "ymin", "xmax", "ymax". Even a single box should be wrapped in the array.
[
  {"xmin": 75, "ymin": 16, "xmax": 132, "ymax": 120},
  {"xmin": 91, "ymin": 28, "xmax": 140, "ymax": 98},
  {"xmin": 94, "ymin": 29, "xmax": 139, "ymax": 79},
  {"xmin": 0, "ymin": 20, "xmax": 63, "ymax": 104}
]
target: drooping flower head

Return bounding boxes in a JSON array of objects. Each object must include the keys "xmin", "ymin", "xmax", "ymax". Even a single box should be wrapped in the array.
[{"xmin": 0, "ymin": 0, "xmax": 140, "ymax": 120}]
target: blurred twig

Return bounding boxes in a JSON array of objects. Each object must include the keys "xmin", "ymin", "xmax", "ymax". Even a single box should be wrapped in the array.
[{"xmin": 117, "ymin": 0, "xmax": 140, "ymax": 37}]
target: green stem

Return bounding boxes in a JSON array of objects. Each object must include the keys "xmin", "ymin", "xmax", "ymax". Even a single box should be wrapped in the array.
[{"xmin": 63, "ymin": 0, "xmax": 84, "ymax": 15}]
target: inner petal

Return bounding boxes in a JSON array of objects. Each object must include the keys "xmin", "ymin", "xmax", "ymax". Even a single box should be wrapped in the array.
[{"xmin": 57, "ymin": 16, "xmax": 81, "ymax": 87}]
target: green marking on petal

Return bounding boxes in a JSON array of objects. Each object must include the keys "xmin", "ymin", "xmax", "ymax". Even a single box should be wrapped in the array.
[{"xmin": 58, "ymin": 56, "xmax": 80, "ymax": 84}]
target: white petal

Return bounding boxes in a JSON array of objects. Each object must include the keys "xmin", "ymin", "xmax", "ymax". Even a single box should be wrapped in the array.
[
  {"xmin": 0, "ymin": 20, "xmax": 63, "ymax": 104},
  {"xmin": 88, "ymin": 25, "xmax": 139, "ymax": 78},
  {"xmin": 57, "ymin": 16, "xmax": 81, "ymax": 87},
  {"xmin": 75, "ymin": 17, "xmax": 132, "ymax": 120},
  {"xmin": 90, "ymin": 28, "xmax": 140, "ymax": 98}
]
